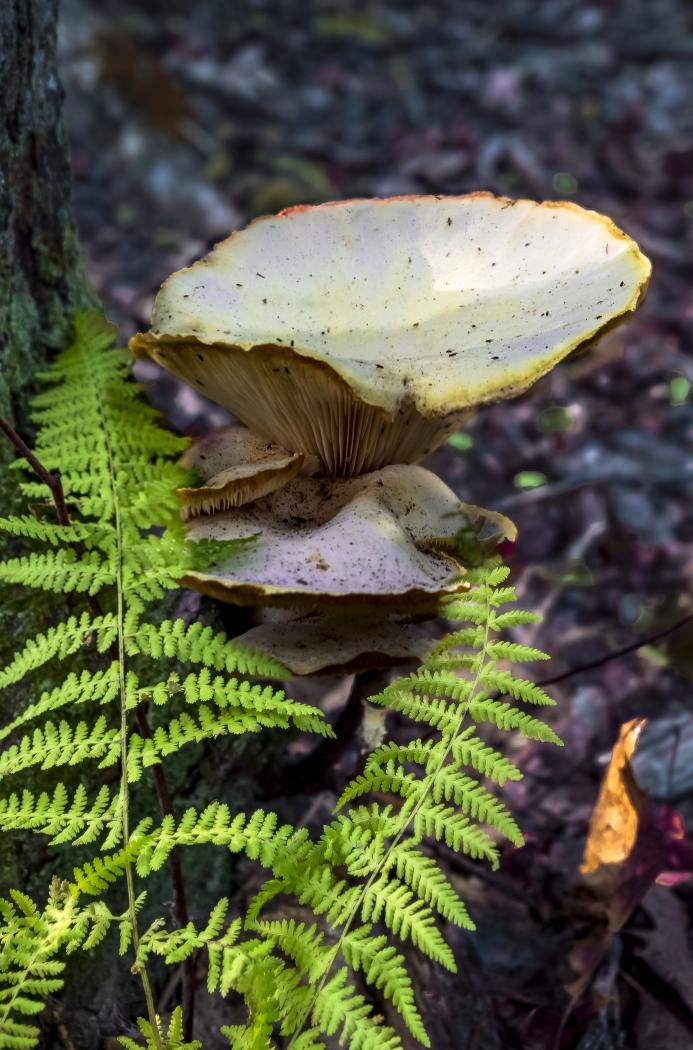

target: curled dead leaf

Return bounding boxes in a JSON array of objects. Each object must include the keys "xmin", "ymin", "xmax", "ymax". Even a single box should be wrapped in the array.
[{"xmin": 567, "ymin": 718, "xmax": 693, "ymax": 1000}]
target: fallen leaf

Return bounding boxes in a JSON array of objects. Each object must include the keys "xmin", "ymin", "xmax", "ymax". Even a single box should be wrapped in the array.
[{"xmin": 580, "ymin": 718, "xmax": 647, "ymax": 876}]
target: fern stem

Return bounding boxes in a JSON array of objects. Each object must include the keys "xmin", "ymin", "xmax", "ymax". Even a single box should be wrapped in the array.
[
  {"xmin": 96, "ymin": 367, "xmax": 164, "ymax": 1050},
  {"xmin": 287, "ymin": 581, "xmax": 493, "ymax": 1048},
  {"xmin": 132, "ymin": 705, "xmax": 196, "ymax": 1040}
]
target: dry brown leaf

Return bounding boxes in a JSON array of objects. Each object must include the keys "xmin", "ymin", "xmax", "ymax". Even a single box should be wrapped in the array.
[
  {"xmin": 94, "ymin": 29, "xmax": 196, "ymax": 143},
  {"xmin": 580, "ymin": 717, "xmax": 647, "ymax": 875},
  {"xmin": 568, "ymin": 718, "xmax": 653, "ymax": 998}
]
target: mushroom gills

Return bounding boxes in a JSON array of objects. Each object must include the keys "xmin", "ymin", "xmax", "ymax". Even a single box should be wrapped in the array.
[
  {"xmin": 150, "ymin": 341, "xmax": 470, "ymax": 477},
  {"xmin": 131, "ymin": 193, "xmax": 650, "ymax": 478},
  {"xmin": 175, "ymin": 424, "xmax": 305, "ymax": 519}
]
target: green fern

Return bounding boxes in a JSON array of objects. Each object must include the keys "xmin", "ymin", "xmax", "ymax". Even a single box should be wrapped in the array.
[
  {"xmin": 0, "ymin": 313, "xmax": 561, "ymax": 1050},
  {"xmin": 213, "ymin": 563, "xmax": 561, "ymax": 1050},
  {"xmin": 0, "ymin": 314, "xmax": 314, "ymax": 1050},
  {"xmin": 0, "ymin": 878, "xmax": 109, "ymax": 1050},
  {"xmin": 118, "ymin": 1007, "xmax": 201, "ymax": 1050}
]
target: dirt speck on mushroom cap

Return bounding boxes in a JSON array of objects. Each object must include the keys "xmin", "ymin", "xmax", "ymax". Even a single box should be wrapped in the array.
[
  {"xmin": 131, "ymin": 194, "xmax": 649, "ymax": 475},
  {"xmin": 181, "ymin": 463, "xmax": 477, "ymax": 613},
  {"xmin": 132, "ymin": 193, "xmax": 649, "ymax": 415}
]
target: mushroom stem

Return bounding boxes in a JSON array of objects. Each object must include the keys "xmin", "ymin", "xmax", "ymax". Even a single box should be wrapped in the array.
[{"xmin": 273, "ymin": 668, "xmax": 391, "ymax": 797}]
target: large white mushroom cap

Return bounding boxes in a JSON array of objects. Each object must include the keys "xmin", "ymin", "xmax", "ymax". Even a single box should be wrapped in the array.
[
  {"xmin": 132, "ymin": 194, "xmax": 649, "ymax": 476},
  {"xmin": 181, "ymin": 464, "xmax": 475, "ymax": 614}
]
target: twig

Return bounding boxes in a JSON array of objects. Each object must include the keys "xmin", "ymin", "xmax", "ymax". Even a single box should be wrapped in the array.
[
  {"xmin": 0, "ymin": 420, "xmax": 196, "ymax": 1040},
  {"xmin": 0, "ymin": 416, "xmax": 71, "ymax": 526},
  {"xmin": 44, "ymin": 996, "xmax": 77, "ymax": 1050},
  {"xmin": 536, "ymin": 611, "xmax": 693, "ymax": 687}
]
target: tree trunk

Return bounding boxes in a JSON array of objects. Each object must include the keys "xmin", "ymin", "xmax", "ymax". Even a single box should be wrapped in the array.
[{"xmin": 0, "ymin": 0, "xmax": 98, "ymax": 427}]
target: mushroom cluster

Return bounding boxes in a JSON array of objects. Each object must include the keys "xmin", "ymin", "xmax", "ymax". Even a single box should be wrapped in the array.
[{"xmin": 132, "ymin": 194, "xmax": 649, "ymax": 675}]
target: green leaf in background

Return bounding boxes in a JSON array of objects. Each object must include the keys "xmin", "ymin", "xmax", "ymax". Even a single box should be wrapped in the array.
[
  {"xmin": 554, "ymin": 173, "xmax": 578, "ymax": 194},
  {"xmin": 537, "ymin": 403, "xmax": 575, "ymax": 432},
  {"xmin": 448, "ymin": 432, "xmax": 473, "ymax": 451},
  {"xmin": 670, "ymin": 376, "xmax": 690, "ymax": 406},
  {"xmin": 514, "ymin": 471, "xmax": 547, "ymax": 490}
]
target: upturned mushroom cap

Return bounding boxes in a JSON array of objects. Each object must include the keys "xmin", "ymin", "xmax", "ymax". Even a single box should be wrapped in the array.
[
  {"xmin": 175, "ymin": 425, "xmax": 304, "ymax": 519},
  {"xmin": 131, "ymin": 193, "xmax": 650, "ymax": 476},
  {"xmin": 181, "ymin": 464, "xmax": 473, "ymax": 614},
  {"xmin": 236, "ymin": 613, "xmax": 437, "ymax": 676}
]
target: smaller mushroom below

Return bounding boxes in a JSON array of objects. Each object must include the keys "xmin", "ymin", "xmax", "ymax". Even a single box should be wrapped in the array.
[
  {"xmin": 181, "ymin": 463, "xmax": 473, "ymax": 614},
  {"xmin": 175, "ymin": 424, "xmax": 309, "ymax": 519},
  {"xmin": 235, "ymin": 612, "xmax": 437, "ymax": 677}
]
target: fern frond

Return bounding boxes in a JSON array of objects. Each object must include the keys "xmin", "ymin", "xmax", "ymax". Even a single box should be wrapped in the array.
[
  {"xmin": 360, "ymin": 874, "xmax": 455, "ymax": 971},
  {"xmin": 126, "ymin": 699, "xmax": 328, "ymax": 781},
  {"xmin": 380, "ymin": 669, "xmax": 472, "ymax": 705},
  {"xmin": 118, "ymin": 1007, "xmax": 201, "ymax": 1050},
  {"xmin": 429, "ymin": 768, "xmax": 523, "ymax": 844},
  {"xmin": 337, "ymin": 763, "xmax": 420, "ymax": 808},
  {"xmin": 291, "ymin": 868, "xmax": 363, "ymax": 929},
  {"xmin": 467, "ymin": 696, "xmax": 562, "ymax": 742},
  {"xmin": 386, "ymin": 843, "xmax": 474, "ymax": 928},
  {"xmin": 412, "ymin": 802, "xmax": 499, "ymax": 865},
  {"xmin": 451, "ymin": 730, "xmax": 522, "ymax": 785},
  {"xmin": 342, "ymin": 926, "xmax": 427, "ymax": 1044},
  {"xmin": 0, "ymin": 784, "xmax": 119, "ymax": 846},
  {"xmin": 0, "ymin": 879, "xmax": 88, "ymax": 1049},
  {"xmin": 0, "ymin": 663, "xmax": 120, "ymax": 741},
  {"xmin": 0, "ymin": 716, "xmax": 120, "ymax": 778},
  {"xmin": 375, "ymin": 691, "xmax": 457, "ymax": 733},
  {"xmin": 489, "ymin": 610, "xmax": 542, "ymax": 629},
  {"xmin": 0, "ymin": 614, "xmax": 117, "ymax": 690},
  {"xmin": 480, "ymin": 669, "xmax": 555, "ymax": 706},
  {"xmin": 71, "ymin": 842, "xmax": 144, "ymax": 896},
  {"xmin": 0, "ymin": 516, "xmax": 114, "ymax": 550},
  {"xmin": 363, "ymin": 739, "xmax": 442, "ymax": 774},
  {"xmin": 254, "ymin": 920, "xmax": 331, "ymax": 983},
  {"xmin": 285, "ymin": 1030, "xmax": 325, "ymax": 1050},
  {"xmin": 130, "ymin": 619, "xmax": 289, "ymax": 679},
  {"xmin": 134, "ymin": 806, "xmax": 300, "ymax": 878},
  {"xmin": 0, "ymin": 549, "xmax": 114, "ymax": 596},
  {"xmin": 311, "ymin": 968, "xmax": 401, "ymax": 1050},
  {"xmin": 129, "ymin": 673, "xmax": 323, "ymax": 736},
  {"xmin": 433, "ymin": 627, "xmax": 480, "ymax": 652},
  {"xmin": 485, "ymin": 640, "xmax": 550, "ymax": 663}
]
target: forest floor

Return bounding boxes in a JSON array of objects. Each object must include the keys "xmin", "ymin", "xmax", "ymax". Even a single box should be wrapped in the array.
[{"xmin": 50, "ymin": 0, "xmax": 693, "ymax": 1046}]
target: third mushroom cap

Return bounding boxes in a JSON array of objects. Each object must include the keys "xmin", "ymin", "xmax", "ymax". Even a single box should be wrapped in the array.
[{"xmin": 130, "ymin": 194, "xmax": 650, "ymax": 477}]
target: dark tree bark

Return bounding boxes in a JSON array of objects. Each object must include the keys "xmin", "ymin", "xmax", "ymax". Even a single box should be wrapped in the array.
[{"xmin": 0, "ymin": 0, "xmax": 98, "ymax": 428}]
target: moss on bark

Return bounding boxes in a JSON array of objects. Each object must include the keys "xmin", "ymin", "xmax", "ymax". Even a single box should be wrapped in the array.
[{"xmin": 0, "ymin": 0, "xmax": 99, "ymax": 430}]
